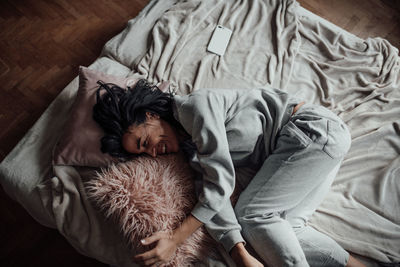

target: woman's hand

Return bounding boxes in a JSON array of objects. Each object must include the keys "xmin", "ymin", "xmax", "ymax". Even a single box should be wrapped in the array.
[
  {"xmin": 133, "ymin": 231, "xmax": 178, "ymax": 266},
  {"xmin": 230, "ymin": 242, "xmax": 264, "ymax": 267},
  {"xmin": 133, "ymin": 215, "xmax": 203, "ymax": 266}
]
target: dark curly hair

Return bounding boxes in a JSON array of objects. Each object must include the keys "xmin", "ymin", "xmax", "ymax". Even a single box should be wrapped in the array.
[{"xmin": 92, "ymin": 79, "xmax": 183, "ymax": 159}]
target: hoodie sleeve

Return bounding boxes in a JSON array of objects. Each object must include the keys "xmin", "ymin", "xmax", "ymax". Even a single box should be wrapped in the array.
[{"xmin": 173, "ymin": 89, "xmax": 237, "ymax": 224}]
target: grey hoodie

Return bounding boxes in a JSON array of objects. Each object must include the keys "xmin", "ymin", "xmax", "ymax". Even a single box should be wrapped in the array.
[{"xmin": 172, "ymin": 87, "xmax": 299, "ymax": 226}]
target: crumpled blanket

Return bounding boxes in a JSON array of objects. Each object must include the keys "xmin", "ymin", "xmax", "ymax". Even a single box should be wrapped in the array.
[{"xmin": 126, "ymin": 0, "xmax": 400, "ymax": 264}]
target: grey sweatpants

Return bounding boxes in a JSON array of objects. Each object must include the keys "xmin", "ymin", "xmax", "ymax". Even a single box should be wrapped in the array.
[{"xmin": 202, "ymin": 104, "xmax": 352, "ymax": 267}]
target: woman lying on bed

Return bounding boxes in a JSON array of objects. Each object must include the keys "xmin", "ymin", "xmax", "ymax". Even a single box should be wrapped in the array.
[{"xmin": 93, "ymin": 80, "xmax": 365, "ymax": 267}]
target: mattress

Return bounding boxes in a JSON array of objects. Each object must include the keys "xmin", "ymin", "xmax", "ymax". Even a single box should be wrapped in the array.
[{"xmin": 1, "ymin": 0, "xmax": 399, "ymax": 266}]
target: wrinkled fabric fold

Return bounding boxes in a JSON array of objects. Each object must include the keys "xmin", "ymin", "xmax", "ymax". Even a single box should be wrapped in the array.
[{"xmin": 133, "ymin": 0, "xmax": 400, "ymax": 264}]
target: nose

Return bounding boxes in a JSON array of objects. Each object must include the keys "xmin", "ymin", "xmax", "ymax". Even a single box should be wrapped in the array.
[{"xmin": 145, "ymin": 146, "xmax": 157, "ymax": 158}]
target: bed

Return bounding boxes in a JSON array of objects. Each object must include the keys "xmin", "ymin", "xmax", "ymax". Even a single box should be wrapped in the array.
[{"xmin": 1, "ymin": 0, "xmax": 399, "ymax": 266}]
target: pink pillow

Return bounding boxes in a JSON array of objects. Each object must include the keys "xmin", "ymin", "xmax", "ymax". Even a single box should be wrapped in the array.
[
  {"xmin": 53, "ymin": 67, "xmax": 170, "ymax": 167},
  {"xmin": 85, "ymin": 154, "xmax": 219, "ymax": 265}
]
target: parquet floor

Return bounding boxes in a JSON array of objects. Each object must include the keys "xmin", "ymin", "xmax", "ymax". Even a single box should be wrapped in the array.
[
  {"xmin": 0, "ymin": 1, "xmax": 149, "ymax": 266},
  {"xmin": 0, "ymin": 0, "xmax": 399, "ymax": 266}
]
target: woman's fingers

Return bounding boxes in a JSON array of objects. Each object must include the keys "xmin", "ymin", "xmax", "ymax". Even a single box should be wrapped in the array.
[
  {"xmin": 141, "ymin": 231, "xmax": 169, "ymax": 245},
  {"xmin": 143, "ymin": 256, "xmax": 159, "ymax": 266},
  {"xmin": 133, "ymin": 249, "xmax": 157, "ymax": 262},
  {"xmin": 150, "ymin": 262, "xmax": 162, "ymax": 267},
  {"xmin": 134, "ymin": 251, "xmax": 164, "ymax": 267},
  {"xmin": 133, "ymin": 255, "xmax": 158, "ymax": 266},
  {"xmin": 134, "ymin": 231, "xmax": 175, "ymax": 266}
]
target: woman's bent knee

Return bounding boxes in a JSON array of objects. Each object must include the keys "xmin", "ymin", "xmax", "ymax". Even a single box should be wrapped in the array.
[{"xmin": 323, "ymin": 120, "xmax": 351, "ymax": 159}]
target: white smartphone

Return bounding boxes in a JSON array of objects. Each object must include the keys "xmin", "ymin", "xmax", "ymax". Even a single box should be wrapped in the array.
[{"xmin": 207, "ymin": 25, "xmax": 233, "ymax": 56}]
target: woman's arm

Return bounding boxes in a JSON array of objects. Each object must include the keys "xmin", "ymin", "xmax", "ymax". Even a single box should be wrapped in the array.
[
  {"xmin": 173, "ymin": 91, "xmax": 263, "ymax": 266},
  {"xmin": 133, "ymin": 214, "xmax": 203, "ymax": 266},
  {"xmin": 133, "ymin": 214, "xmax": 264, "ymax": 267},
  {"xmin": 173, "ymin": 214, "xmax": 204, "ymax": 244}
]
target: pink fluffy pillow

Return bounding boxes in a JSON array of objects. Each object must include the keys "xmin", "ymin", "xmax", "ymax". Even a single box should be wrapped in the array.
[{"xmin": 85, "ymin": 153, "xmax": 219, "ymax": 266}]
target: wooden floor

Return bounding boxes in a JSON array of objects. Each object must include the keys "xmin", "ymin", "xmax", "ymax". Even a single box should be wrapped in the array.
[{"xmin": 0, "ymin": 0, "xmax": 399, "ymax": 266}]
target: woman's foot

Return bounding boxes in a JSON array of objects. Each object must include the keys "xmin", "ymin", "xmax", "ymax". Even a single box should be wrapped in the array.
[{"xmin": 347, "ymin": 255, "xmax": 367, "ymax": 267}]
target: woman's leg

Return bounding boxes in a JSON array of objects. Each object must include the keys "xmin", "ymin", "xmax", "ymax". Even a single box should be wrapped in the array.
[
  {"xmin": 285, "ymin": 162, "xmax": 350, "ymax": 266},
  {"xmin": 234, "ymin": 105, "xmax": 351, "ymax": 267},
  {"xmin": 284, "ymin": 156, "xmax": 362, "ymax": 267},
  {"xmin": 295, "ymin": 226, "xmax": 349, "ymax": 266}
]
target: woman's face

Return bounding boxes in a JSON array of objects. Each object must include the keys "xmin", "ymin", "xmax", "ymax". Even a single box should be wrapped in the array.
[{"xmin": 122, "ymin": 112, "xmax": 180, "ymax": 157}]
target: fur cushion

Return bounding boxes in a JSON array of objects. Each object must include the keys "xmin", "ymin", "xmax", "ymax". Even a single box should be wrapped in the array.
[{"xmin": 85, "ymin": 153, "xmax": 219, "ymax": 266}]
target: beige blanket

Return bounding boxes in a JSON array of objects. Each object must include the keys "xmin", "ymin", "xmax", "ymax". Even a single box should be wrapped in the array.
[
  {"xmin": 110, "ymin": 0, "xmax": 400, "ymax": 264},
  {"xmin": 1, "ymin": 0, "xmax": 399, "ymax": 266}
]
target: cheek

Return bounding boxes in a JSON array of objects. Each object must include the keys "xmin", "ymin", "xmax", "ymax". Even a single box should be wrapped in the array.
[{"xmin": 169, "ymin": 138, "xmax": 180, "ymax": 152}]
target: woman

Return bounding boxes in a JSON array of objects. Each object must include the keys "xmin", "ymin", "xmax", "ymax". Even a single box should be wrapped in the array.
[{"xmin": 93, "ymin": 80, "xmax": 365, "ymax": 267}]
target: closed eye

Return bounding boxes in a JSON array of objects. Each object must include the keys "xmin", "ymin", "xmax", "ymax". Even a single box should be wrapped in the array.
[{"xmin": 143, "ymin": 137, "xmax": 149, "ymax": 148}]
